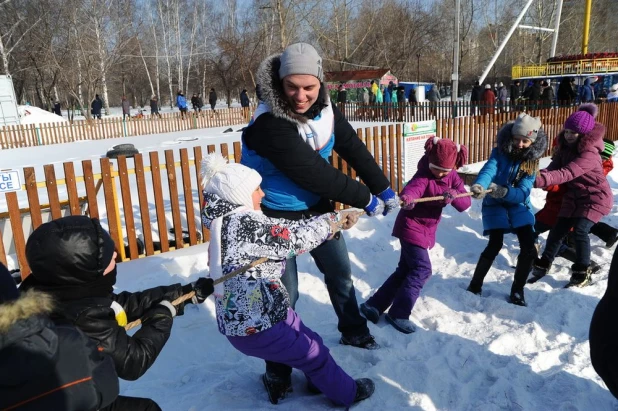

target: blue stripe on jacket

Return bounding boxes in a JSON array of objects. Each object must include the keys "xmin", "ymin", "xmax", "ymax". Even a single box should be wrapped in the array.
[{"xmin": 241, "ymin": 133, "xmax": 335, "ymax": 211}]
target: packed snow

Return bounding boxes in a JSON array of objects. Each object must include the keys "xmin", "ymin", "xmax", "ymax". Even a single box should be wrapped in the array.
[
  {"xmin": 53, "ymin": 101, "xmax": 244, "ymax": 122},
  {"xmin": 17, "ymin": 105, "xmax": 67, "ymax": 125},
  {"xmin": 2, "ymin": 123, "xmax": 617, "ymax": 410}
]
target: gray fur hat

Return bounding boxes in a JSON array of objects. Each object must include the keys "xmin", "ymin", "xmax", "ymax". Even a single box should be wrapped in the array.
[{"xmin": 512, "ymin": 113, "xmax": 542, "ymax": 142}]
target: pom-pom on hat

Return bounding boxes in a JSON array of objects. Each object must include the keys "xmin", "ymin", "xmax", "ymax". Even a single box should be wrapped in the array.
[
  {"xmin": 201, "ymin": 153, "xmax": 262, "ymax": 210},
  {"xmin": 425, "ymin": 137, "xmax": 468, "ymax": 171},
  {"xmin": 485, "ymin": 84, "xmax": 491, "ymax": 89},
  {"xmin": 564, "ymin": 103, "xmax": 598, "ymax": 135},
  {"xmin": 512, "ymin": 113, "xmax": 542, "ymax": 142},
  {"xmin": 278, "ymin": 43, "xmax": 324, "ymax": 82}
]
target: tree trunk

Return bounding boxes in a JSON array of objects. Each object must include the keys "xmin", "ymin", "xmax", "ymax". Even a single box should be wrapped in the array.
[
  {"xmin": 158, "ymin": 0, "xmax": 174, "ymax": 108},
  {"xmin": 185, "ymin": 1, "xmax": 199, "ymax": 94},
  {"xmin": 175, "ymin": 0, "xmax": 183, "ymax": 92},
  {"xmin": 138, "ymin": 40, "xmax": 156, "ymax": 98},
  {"xmin": 94, "ymin": 19, "xmax": 110, "ymax": 115},
  {"xmin": 150, "ymin": 12, "xmax": 161, "ymax": 100},
  {"xmin": 0, "ymin": 35, "xmax": 10, "ymax": 76},
  {"xmin": 202, "ymin": 66, "xmax": 206, "ymax": 102},
  {"xmin": 276, "ymin": 0, "xmax": 287, "ymax": 49}
]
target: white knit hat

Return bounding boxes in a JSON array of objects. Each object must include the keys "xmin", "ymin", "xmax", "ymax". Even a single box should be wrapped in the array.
[{"xmin": 201, "ymin": 153, "xmax": 262, "ymax": 209}]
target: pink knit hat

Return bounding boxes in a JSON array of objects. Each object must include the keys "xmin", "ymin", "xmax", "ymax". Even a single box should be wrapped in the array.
[
  {"xmin": 564, "ymin": 104, "xmax": 597, "ymax": 135},
  {"xmin": 425, "ymin": 137, "xmax": 468, "ymax": 171}
]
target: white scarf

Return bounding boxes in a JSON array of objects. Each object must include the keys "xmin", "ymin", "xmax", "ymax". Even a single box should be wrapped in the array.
[{"xmin": 253, "ymin": 99, "xmax": 335, "ymax": 151}]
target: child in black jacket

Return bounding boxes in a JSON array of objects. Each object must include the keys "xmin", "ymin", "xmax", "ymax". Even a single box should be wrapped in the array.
[
  {"xmin": 19, "ymin": 215, "xmax": 214, "ymax": 410},
  {"xmin": 0, "ymin": 262, "xmax": 119, "ymax": 410}
]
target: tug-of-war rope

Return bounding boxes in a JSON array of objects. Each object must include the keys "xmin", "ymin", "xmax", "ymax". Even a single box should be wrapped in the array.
[{"xmin": 125, "ymin": 189, "xmax": 491, "ymax": 331}]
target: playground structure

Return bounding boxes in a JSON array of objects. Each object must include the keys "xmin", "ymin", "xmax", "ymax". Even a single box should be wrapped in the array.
[
  {"xmin": 479, "ymin": 0, "xmax": 615, "ymax": 86},
  {"xmin": 512, "ymin": 57, "xmax": 618, "ymax": 80}
]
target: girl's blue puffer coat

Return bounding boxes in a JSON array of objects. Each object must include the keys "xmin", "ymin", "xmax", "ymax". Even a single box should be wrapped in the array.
[{"xmin": 474, "ymin": 122, "xmax": 547, "ymax": 235}]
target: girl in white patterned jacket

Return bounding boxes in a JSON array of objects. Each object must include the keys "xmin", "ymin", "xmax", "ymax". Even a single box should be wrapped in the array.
[{"xmin": 200, "ymin": 153, "xmax": 374, "ymax": 407}]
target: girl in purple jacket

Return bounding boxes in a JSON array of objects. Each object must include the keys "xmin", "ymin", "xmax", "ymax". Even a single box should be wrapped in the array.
[
  {"xmin": 360, "ymin": 138, "xmax": 471, "ymax": 334},
  {"xmin": 530, "ymin": 104, "xmax": 613, "ymax": 287}
]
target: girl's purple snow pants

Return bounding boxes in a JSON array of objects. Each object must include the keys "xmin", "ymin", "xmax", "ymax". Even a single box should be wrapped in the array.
[
  {"xmin": 227, "ymin": 308, "xmax": 357, "ymax": 406},
  {"xmin": 366, "ymin": 240, "xmax": 432, "ymax": 319}
]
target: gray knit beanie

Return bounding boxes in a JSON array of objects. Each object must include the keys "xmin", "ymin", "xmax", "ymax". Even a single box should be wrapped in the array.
[
  {"xmin": 278, "ymin": 43, "xmax": 324, "ymax": 82},
  {"xmin": 512, "ymin": 113, "xmax": 542, "ymax": 142}
]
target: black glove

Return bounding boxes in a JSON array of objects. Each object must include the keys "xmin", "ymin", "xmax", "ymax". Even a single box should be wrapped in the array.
[{"xmin": 192, "ymin": 278, "xmax": 214, "ymax": 303}]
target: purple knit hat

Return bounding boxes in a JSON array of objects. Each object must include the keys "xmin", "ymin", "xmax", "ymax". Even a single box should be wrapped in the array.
[{"xmin": 564, "ymin": 103, "xmax": 597, "ymax": 134}]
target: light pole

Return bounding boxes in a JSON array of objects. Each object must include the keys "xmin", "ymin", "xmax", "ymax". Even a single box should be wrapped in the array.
[{"xmin": 452, "ymin": 0, "xmax": 460, "ymax": 110}]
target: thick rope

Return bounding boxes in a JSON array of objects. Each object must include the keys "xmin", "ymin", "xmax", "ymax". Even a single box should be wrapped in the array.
[
  {"xmin": 124, "ymin": 257, "xmax": 268, "ymax": 331},
  {"xmin": 125, "ymin": 188, "xmax": 492, "ymax": 331},
  {"xmin": 409, "ymin": 188, "xmax": 491, "ymax": 203}
]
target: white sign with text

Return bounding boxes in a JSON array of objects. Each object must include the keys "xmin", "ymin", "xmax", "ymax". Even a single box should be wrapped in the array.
[
  {"xmin": 0, "ymin": 170, "xmax": 21, "ymax": 193},
  {"xmin": 403, "ymin": 120, "xmax": 437, "ymax": 182}
]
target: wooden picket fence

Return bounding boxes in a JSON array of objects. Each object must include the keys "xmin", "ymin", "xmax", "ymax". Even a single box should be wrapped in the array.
[
  {"xmin": 0, "ymin": 107, "xmax": 253, "ymax": 149},
  {"xmin": 2, "ymin": 104, "xmax": 618, "ymax": 274},
  {"xmin": 337, "ymin": 100, "xmax": 618, "ymax": 124}
]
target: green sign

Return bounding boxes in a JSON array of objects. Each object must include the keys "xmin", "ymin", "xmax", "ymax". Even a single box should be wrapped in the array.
[{"xmin": 403, "ymin": 120, "xmax": 436, "ymax": 137}]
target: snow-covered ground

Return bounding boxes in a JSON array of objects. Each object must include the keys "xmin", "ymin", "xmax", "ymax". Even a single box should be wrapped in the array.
[
  {"xmin": 18, "ymin": 105, "xmax": 67, "ymax": 125},
  {"xmin": 3, "ymin": 124, "xmax": 618, "ymax": 410}
]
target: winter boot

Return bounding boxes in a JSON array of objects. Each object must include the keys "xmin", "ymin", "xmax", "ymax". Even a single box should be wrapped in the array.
[
  {"xmin": 340, "ymin": 334, "xmax": 380, "ymax": 350},
  {"xmin": 353, "ymin": 378, "xmax": 375, "ymax": 403},
  {"xmin": 565, "ymin": 264, "xmax": 592, "ymax": 288},
  {"xmin": 590, "ymin": 221, "xmax": 618, "ymax": 248},
  {"xmin": 466, "ymin": 256, "xmax": 493, "ymax": 295},
  {"xmin": 509, "ymin": 250, "xmax": 533, "ymax": 307},
  {"xmin": 605, "ymin": 231, "xmax": 618, "ymax": 249},
  {"xmin": 262, "ymin": 372, "xmax": 293, "ymax": 405},
  {"xmin": 385, "ymin": 314, "xmax": 416, "ymax": 334},
  {"xmin": 590, "ymin": 260, "xmax": 602, "ymax": 274},
  {"xmin": 359, "ymin": 302, "xmax": 380, "ymax": 324},
  {"xmin": 509, "ymin": 287, "xmax": 527, "ymax": 306},
  {"xmin": 527, "ymin": 257, "xmax": 552, "ymax": 284},
  {"xmin": 558, "ymin": 245, "xmax": 601, "ymax": 274}
]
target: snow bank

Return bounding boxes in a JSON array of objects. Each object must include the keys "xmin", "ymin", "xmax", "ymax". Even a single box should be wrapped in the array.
[{"xmin": 18, "ymin": 105, "xmax": 66, "ymax": 125}]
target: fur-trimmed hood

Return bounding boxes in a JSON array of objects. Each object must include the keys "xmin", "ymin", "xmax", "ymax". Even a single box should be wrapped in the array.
[
  {"xmin": 496, "ymin": 121, "xmax": 548, "ymax": 161},
  {"xmin": 0, "ymin": 290, "xmax": 54, "ymax": 335},
  {"xmin": 256, "ymin": 53, "xmax": 329, "ymax": 125},
  {"xmin": 555, "ymin": 122, "xmax": 606, "ymax": 156}
]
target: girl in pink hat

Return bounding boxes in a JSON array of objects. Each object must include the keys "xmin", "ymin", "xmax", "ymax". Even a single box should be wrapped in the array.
[
  {"xmin": 530, "ymin": 104, "xmax": 613, "ymax": 287},
  {"xmin": 360, "ymin": 137, "xmax": 470, "ymax": 334}
]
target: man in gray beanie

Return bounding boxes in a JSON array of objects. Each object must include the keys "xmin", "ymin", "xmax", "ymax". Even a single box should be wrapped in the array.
[{"xmin": 242, "ymin": 42, "xmax": 397, "ymax": 402}]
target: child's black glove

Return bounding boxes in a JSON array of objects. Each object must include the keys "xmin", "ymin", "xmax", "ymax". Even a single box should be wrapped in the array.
[{"xmin": 191, "ymin": 278, "xmax": 215, "ymax": 303}]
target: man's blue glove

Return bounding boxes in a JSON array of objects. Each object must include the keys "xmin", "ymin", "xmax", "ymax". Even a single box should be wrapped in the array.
[
  {"xmin": 364, "ymin": 195, "xmax": 385, "ymax": 217},
  {"xmin": 377, "ymin": 188, "xmax": 400, "ymax": 216}
]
